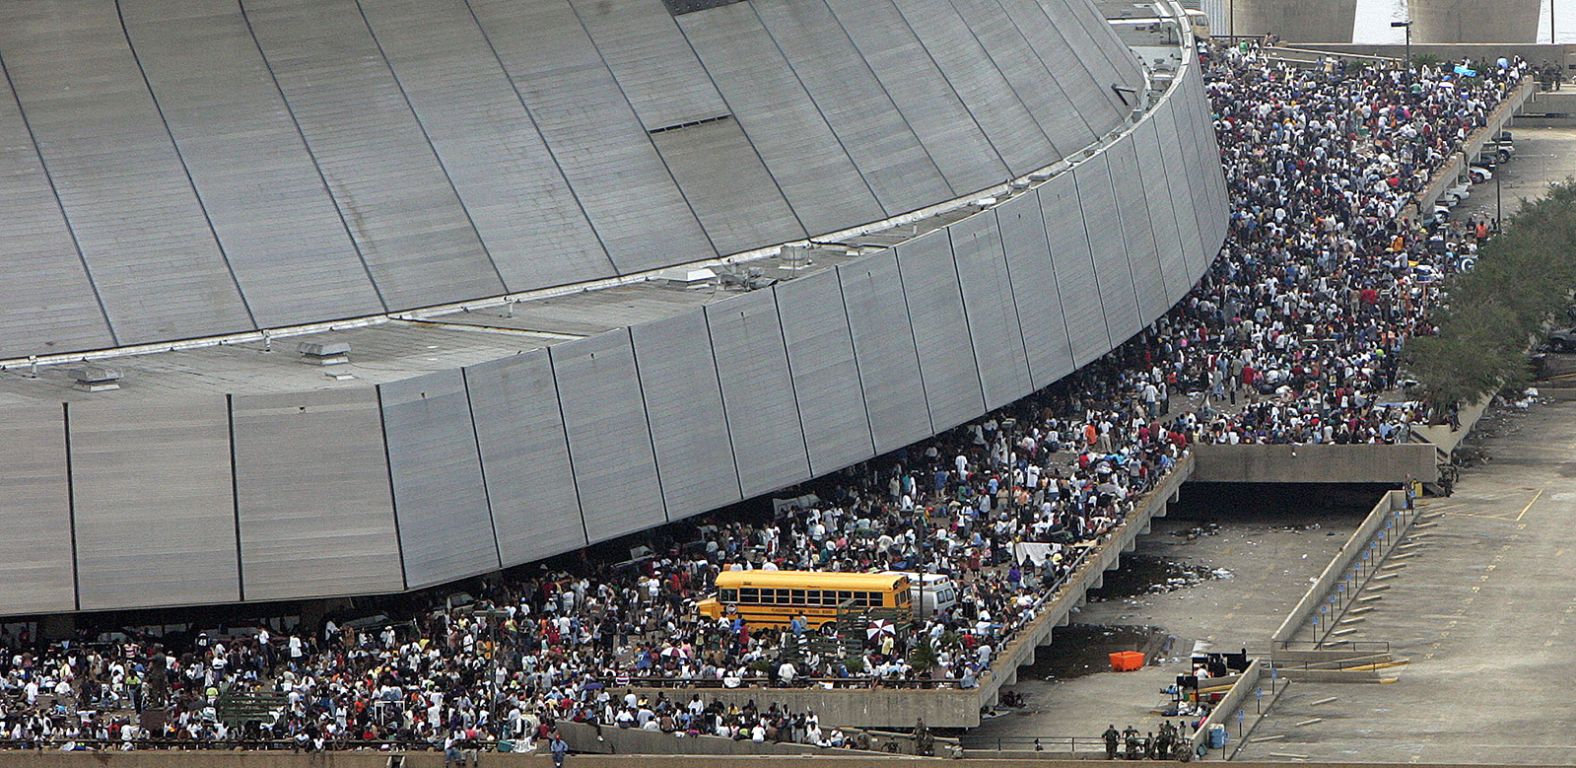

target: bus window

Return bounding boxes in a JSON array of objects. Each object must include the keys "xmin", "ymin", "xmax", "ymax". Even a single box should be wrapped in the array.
[
  {"xmin": 741, "ymin": 588, "xmax": 758, "ymax": 603},
  {"xmin": 807, "ymin": 590, "xmax": 821, "ymax": 605},
  {"xmin": 838, "ymin": 590, "xmax": 852, "ymax": 605},
  {"xmin": 897, "ymin": 590, "xmax": 910, "ymax": 605},
  {"xmin": 721, "ymin": 589, "xmax": 738, "ymax": 602},
  {"xmin": 791, "ymin": 589, "xmax": 806, "ymax": 605}
]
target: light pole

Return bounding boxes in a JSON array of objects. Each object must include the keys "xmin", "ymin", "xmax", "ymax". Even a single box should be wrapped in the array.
[
  {"xmin": 1391, "ymin": 20, "xmax": 1412, "ymax": 78},
  {"xmin": 1495, "ymin": 166, "xmax": 1503, "ymax": 232}
]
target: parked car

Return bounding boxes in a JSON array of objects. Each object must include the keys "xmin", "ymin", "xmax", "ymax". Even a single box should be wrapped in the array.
[
  {"xmin": 1441, "ymin": 180, "xmax": 1471, "ymax": 206},
  {"xmin": 1548, "ymin": 327, "xmax": 1576, "ymax": 353},
  {"xmin": 1468, "ymin": 165, "xmax": 1493, "ymax": 184}
]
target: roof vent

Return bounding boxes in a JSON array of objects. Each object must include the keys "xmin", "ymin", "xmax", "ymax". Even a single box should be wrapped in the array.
[
  {"xmin": 297, "ymin": 341, "xmax": 350, "ymax": 366},
  {"xmin": 72, "ymin": 366, "xmax": 122, "ymax": 392},
  {"xmin": 658, "ymin": 267, "xmax": 717, "ymax": 288}
]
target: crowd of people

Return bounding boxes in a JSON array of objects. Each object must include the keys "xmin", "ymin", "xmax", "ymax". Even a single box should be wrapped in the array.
[{"xmin": 0, "ymin": 44, "xmax": 1526, "ymax": 754}]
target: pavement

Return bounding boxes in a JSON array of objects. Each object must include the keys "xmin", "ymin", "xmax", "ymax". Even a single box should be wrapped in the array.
[
  {"xmin": 1454, "ymin": 125, "xmax": 1576, "ymax": 224},
  {"xmin": 969, "ymin": 490, "xmax": 1366, "ymax": 745},
  {"xmin": 1235, "ymin": 400, "xmax": 1576, "ymax": 764}
]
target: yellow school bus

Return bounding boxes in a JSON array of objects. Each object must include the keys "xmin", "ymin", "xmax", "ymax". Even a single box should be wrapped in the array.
[{"xmin": 696, "ymin": 571, "xmax": 911, "ymax": 629}]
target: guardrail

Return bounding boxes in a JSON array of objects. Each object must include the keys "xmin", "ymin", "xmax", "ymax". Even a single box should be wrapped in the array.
[{"xmin": 956, "ymin": 734, "xmax": 1108, "ymax": 756}]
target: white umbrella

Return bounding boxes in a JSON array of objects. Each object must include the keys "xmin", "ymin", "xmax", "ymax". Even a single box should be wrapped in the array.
[{"xmin": 866, "ymin": 620, "xmax": 896, "ymax": 639}]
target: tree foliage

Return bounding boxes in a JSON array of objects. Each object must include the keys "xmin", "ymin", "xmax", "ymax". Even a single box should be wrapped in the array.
[{"xmin": 1403, "ymin": 180, "xmax": 1576, "ymax": 405}]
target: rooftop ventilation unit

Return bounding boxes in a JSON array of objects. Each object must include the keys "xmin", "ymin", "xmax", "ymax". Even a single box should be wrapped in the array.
[
  {"xmin": 658, "ymin": 267, "xmax": 718, "ymax": 288},
  {"xmin": 297, "ymin": 341, "xmax": 350, "ymax": 366},
  {"xmin": 72, "ymin": 366, "xmax": 122, "ymax": 392}
]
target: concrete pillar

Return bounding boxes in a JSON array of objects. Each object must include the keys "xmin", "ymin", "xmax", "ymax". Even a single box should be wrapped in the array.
[
  {"xmin": 1227, "ymin": 0, "xmax": 1357, "ymax": 42},
  {"xmin": 1411, "ymin": 0, "xmax": 1540, "ymax": 43}
]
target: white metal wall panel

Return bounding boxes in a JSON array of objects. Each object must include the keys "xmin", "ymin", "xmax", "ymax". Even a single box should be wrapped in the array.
[
  {"xmin": 1195, "ymin": 74, "xmax": 1232, "ymax": 252},
  {"xmin": 950, "ymin": 213, "xmax": 1033, "ymax": 410},
  {"xmin": 0, "ymin": 3, "xmax": 253, "ymax": 345},
  {"xmin": 380, "ymin": 369, "xmax": 499, "ymax": 590},
  {"xmin": 891, "ymin": 0, "xmax": 1054, "ymax": 175},
  {"xmin": 774, "ymin": 269, "xmax": 875, "ymax": 475},
  {"xmin": 1057, "ymin": 0, "xmax": 1145, "ymax": 88},
  {"xmin": 949, "ymin": 0, "xmax": 1091, "ymax": 153},
  {"xmin": 0, "ymin": 63, "xmax": 114, "ymax": 356},
  {"xmin": 822, "ymin": 0, "xmax": 1009, "ymax": 195},
  {"xmin": 0, "ymin": 405, "xmax": 75, "ymax": 615},
  {"xmin": 121, "ymin": 0, "xmax": 385, "ymax": 329},
  {"xmin": 679, "ymin": 3, "xmax": 885, "ymax": 235},
  {"xmin": 244, "ymin": 0, "xmax": 506, "ymax": 310},
  {"xmin": 996, "ymin": 192, "xmax": 1074, "ymax": 388},
  {"xmin": 896, "ymin": 230, "xmax": 985, "ymax": 432},
  {"xmin": 838, "ymin": 251, "xmax": 933, "ymax": 453},
  {"xmin": 1134, "ymin": 117, "xmax": 1193, "ymax": 302},
  {"xmin": 631, "ymin": 312, "xmax": 742, "ymax": 520},
  {"xmin": 1182, "ymin": 71, "xmax": 1228, "ymax": 253},
  {"xmin": 997, "ymin": 0, "xmax": 1125, "ymax": 129},
  {"xmin": 552, "ymin": 330, "xmax": 667, "ymax": 543},
  {"xmin": 463, "ymin": 350, "xmax": 588, "ymax": 567},
  {"xmin": 1157, "ymin": 98, "xmax": 1210, "ymax": 283},
  {"xmin": 233, "ymin": 389, "xmax": 403, "ymax": 602},
  {"xmin": 1033, "ymin": 0, "xmax": 1132, "ymax": 115},
  {"xmin": 1074, "ymin": 153, "xmax": 1141, "ymax": 345},
  {"xmin": 357, "ymin": 0, "xmax": 616, "ymax": 291},
  {"xmin": 652, "ymin": 120, "xmax": 806, "ymax": 256},
  {"xmin": 1107, "ymin": 137, "xmax": 1170, "ymax": 322},
  {"xmin": 70, "ymin": 398, "xmax": 239, "ymax": 610},
  {"xmin": 470, "ymin": 0, "xmax": 716, "ymax": 274},
  {"xmin": 569, "ymin": 0, "xmax": 729, "ymax": 130},
  {"xmin": 706, "ymin": 291, "xmax": 812, "ymax": 498},
  {"xmin": 753, "ymin": 0, "xmax": 953, "ymax": 214},
  {"xmin": 1038, "ymin": 175, "xmax": 1110, "ymax": 366},
  {"xmin": 1176, "ymin": 80, "xmax": 1224, "ymax": 269}
]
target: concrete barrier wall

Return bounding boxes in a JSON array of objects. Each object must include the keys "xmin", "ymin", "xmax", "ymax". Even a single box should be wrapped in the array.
[
  {"xmin": 1271, "ymin": 491, "xmax": 1408, "ymax": 645},
  {"xmin": 621, "ymin": 685, "xmax": 980, "ymax": 731},
  {"xmin": 1190, "ymin": 658, "xmax": 1264, "ymax": 754},
  {"xmin": 1303, "ymin": 43, "xmax": 1574, "ymax": 62},
  {"xmin": 1191, "ymin": 444, "xmax": 1437, "ymax": 484}
]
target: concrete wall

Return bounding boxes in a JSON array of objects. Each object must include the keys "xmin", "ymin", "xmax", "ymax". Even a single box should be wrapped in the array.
[
  {"xmin": 1302, "ymin": 43, "xmax": 1573, "ymax": 64},
  {"xmin": 1225, "ymin": 0, "xmax": 1356, "ymax": 42},
  {"xmin": 0, "ymin": 13, "xmax": 1231, "ymax": 618},
  {"xmin": 1411, "ymin": 0, "xmax": 1541, "ymax": 43},
  {"xmin": 1191, "ymin": 444, "xmax": 1438, "ymax": 484}
]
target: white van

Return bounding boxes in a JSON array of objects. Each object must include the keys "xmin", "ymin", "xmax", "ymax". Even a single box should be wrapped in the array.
[{"xmin": 887, "ymin": 572, "xmax": 959, "ymax": 617}]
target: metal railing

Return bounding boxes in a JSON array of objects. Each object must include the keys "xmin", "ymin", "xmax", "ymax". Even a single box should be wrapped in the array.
[{"xmin": 957, "ymin": 734, "xmax": 1109, "ymax": 755}]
